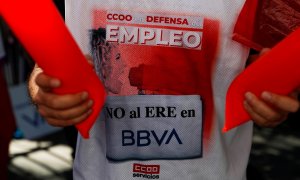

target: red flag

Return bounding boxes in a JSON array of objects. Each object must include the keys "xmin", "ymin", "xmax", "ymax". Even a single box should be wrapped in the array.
[
  {"xmin": 0, "ymin": 0, "xmax": 106, "ymax": 138},
  {"xmin": 224, "ymin": 27, "xmax": 300, "ymax": 132}
]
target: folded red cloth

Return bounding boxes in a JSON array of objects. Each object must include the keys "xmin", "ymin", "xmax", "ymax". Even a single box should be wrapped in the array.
[
  {"xmin": 224, "ymin": 27, "xmax": 300, "ymax": 132},
  {"xmin": 233, "ymin": 0, "xmax": 300, "ymax": 50},
  {"xmin": 0, "ymin": 0, "xmax": 106, "ymax": 138}
]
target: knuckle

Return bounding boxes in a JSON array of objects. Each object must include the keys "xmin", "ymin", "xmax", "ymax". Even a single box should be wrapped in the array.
[
  {"xmin": 85, "ymin": 102, "xmax": 92, "ymax": 110},
  {"xmin": 36, "ymin": 74, "xmax": 47, "ymax": 87},
  {"xmin": 37, "ymin": 106, "xmax": 50, "ymax": 118},
  {"xmin": 48, "ymin": 121, "xmax": 57, "ymax": 127},
  {"xmin": 265, "ymin": 113, "xmax": 278, "ymax": 121},
  {"xmin": 32, "ymin": 96, "xmax": 41, "ymax": 105},
  {"xmin": 253, "ymin": 118, "xmax": 263, "ymax": 125},
  {"xmin": 264, "ymin": 115, "xmax": 285, "ymax": 127},
  {"xmin": 33, "ymin": 91, "xmax": 44, "ymax": 104},
  {"xmin": 252, "ymin": 104, "xmax": 263, "ymax": 114},
  {"xmin": 54, "ymin": 112, "xmax": 65, "ymax": 120},
  {"xmin": 46, "ymin": 118, "xmax": 57, "ymax": 127},
  {"xmin": 73, "ymin": 115, "xmax": 86, "ymax": 124},
  {"xmin": 37, "ymin": 107, "xmax": 45, "ymax": 116},
  {"xmin": 270, "ymin": 96, "xmax": 280, "ymax": 105},
  {"xmin": 55, "ymin": 111, "xmax": 72, "ymax": 120},
  {"xmin": 261, "ymin": 121, "xmax": 274, "ymax": 128},
  {"xmin": 71, "ymin": 95, "xmax": 81, "ymax": 104},
  {"xmin": 268, "ymin": 120, "xmax": 282, "ymax": 128},
  {"xmin": 60, "ymin": 109, "xmax": 76, "ymax": 120},
  {"xmin": 255, "ymin": 120, "xmax": 267, "ymax": 127},
  {"xmin": 279, "ymin": 113, "xmax": 286, "ymax": 119},
  {"xmin": 35, "ymin": 73, "xmax": 43, "ymax": 83},
  {"xmin": 291, "ymin": 103, "xmax": 300, "ymax": 113},
  {"xmin": 48, "ymin": 118, "xmax": 69, "ymax": 127},
  {"xmin": 48, "ymin": 98, "xmax": 59, "ymax": 108},
  {"xmin": 253, "ymin": 117, "xmax": 273, "ymax": 128},
  {"xmin": 266, "ymin": 123, "xmax": 276, "ymax": 128},
  {"xmin": 62, "ymin": 119, "xmax": 76, "ymax": 126}
]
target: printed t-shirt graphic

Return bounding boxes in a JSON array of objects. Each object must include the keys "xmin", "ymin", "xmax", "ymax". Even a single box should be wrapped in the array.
[{"xmin": 90, "ymin": 10, "xmax": 219, "ymax": 161}]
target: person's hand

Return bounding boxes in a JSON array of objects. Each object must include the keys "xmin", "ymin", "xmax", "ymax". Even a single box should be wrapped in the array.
[
  {"xmin": 32, "ymin": 72, "xmax": 93, "ymax": 127},
  {"xmin": 244, "ymin": 90, "xmax": 299, "ymax": 127},
  {"xmin": 244, "ymin": 48, "xmax": 300, "ymax": 127}
]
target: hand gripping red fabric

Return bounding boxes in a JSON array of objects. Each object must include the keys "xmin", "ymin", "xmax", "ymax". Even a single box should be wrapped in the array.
[
  {"xmin": 224, "ymin": 27, "xmax": 300, "ymax": 132},
  {"xmin": 0, "ymin": 0, "xmax": 106, "ymax": 138}
]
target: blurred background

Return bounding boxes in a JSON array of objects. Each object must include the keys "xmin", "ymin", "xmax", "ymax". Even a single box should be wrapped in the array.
[{"xmin": 1, "ymin": 1, "xmax": 300, "ymax": 180}]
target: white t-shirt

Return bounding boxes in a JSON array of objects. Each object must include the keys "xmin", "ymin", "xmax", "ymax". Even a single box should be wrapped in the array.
[{"xmin": 65, "ymin": 0, "xmax": 253, "ymax": 179}]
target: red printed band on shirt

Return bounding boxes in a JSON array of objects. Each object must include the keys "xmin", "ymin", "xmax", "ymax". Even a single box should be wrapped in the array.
[
  {"xmin": 105, "ymin": 10, "xmax": 204, "ymax": 50},
  {"xmin": 106, "ymin": 10, "xmax": 204, "ymax": 29}
]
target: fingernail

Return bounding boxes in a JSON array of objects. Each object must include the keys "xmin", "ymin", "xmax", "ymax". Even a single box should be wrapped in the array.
[
  {"xmin": 245, "ymin": 92, "xmax": 253, "ymax": 101},
  {"xmin": 51, "ymin": 79, "xmax": 60, "ymax": 87},
  {"xmin": 261, "ymin": 91, "xmax": 272, "ymax": 101},
  {"xmin": 81, "ymin": 92, "xmax": 88, "ymax": 100},
  {"xmin": 88, "ymin": 100, "xmax": 94, "ymax": 107}
]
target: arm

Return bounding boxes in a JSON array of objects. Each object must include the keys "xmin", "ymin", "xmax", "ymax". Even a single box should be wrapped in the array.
[{"xmin": 28, "ymin": 64, "xmax": 93, "ymax": 127}]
